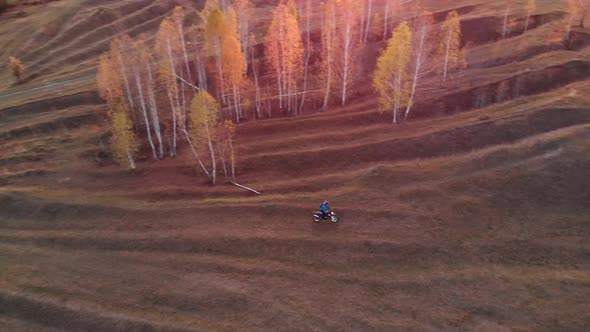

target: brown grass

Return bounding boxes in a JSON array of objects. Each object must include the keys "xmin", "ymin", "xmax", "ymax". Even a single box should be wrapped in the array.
[{"xmin": 0, "ymin": 0, "xmax": 589, "ymax": 331}]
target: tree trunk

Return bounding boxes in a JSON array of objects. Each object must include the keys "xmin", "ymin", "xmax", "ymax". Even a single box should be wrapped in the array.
[
  {"xmin": 117, "ymin": 52, "xmax": 136, "ymax": 125},
  {"xmin": 266, "ymin": 83, "xmax": 272, "ymax": 118},
  {"xmin": 229, "ymin": 136, "xmax": 235, "ymax": 180},
  {"xmin": 218, "ymin": 144, "xmax": 228, "ymax": 177},
  {"xmin": 166, "ymin": 87, "xmax": 177, "ymax": 157},
  {"xmin": 342, "ymin": 24, "xmax": 351, "ymax": 106},
  {"xmin": 405, "ymin": 25, "xmax": 426, "ymax": 120},
  {"xmin": 205, "ymin": 124, "xmax": 216, "ymax": 185},
  {"xmin": 214, "ymin": 38, "xmax": 227, "ymax": 105},
  {"xmin": 300, "ymin": 0, "xmax": 312, "ymax": 114},
  {"xmin": 251, "ymin": 46, "xmax": 262, "ymax": 118},
  {"xmin": 166, "ymin": 40, "xmax": 179, "ymax": 157},
  {"xmin": 182, "ymin": 128, "xmax": 211, "ymax": 179},
  {"xmin": 147, "ymin": 63, "xmax": 164, "ymax": 159},
  {"xmin": 443, "ymin": 29, "xmax": 452, "ymax": 80},
  {"xmin": 134, "ymin": 68, "xmax": 158, "ymax": 159},
  {"xmin": 127, "ymin": 149, "xmax": 136, "ymax": 170},
  {"xmin": 524, "ymin": 9, "xmax": 531, "ymax": 32},
  {"xmin": 194, "ymin": 42, "xmax": 208, "ymax": 90},
  {"xmin": 178, "ymin": 24, "xmax": 192, "ymax": 83},
  {"xmin": 363, "ymin": 0, "xmax": 373, "ymax": 44},
  {"xmin": 233, "ymin": 84, "xmax": 240, "ymax": 123}
]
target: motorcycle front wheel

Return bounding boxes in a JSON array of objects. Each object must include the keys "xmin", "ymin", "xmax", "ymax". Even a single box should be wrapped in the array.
[{"xmin": 330, "ymin": 215, "xmax": 338, "ymax": 223}]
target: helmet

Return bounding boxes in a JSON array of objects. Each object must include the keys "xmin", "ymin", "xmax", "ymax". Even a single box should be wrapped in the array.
[{"xmin": 323, "ymin": 200, "xmax": 330, "ymax": 204}]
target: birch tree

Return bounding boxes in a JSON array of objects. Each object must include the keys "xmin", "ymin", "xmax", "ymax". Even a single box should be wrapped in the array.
[
  {"xmin": 192, "ymin": 28, "xmax": 209, "ymax": 90},
  {"xmin": 362, "ymin": 0, "xmax": 374, "ymax": 44},
  {"xmin": 405, "ymin": 15, "xmax": 434, "ymax": 120},
  {"xmin": 131, "ymin": 42, "xmax": 157, "ymax": 160},
  {"xmin": 190, "ymin": 91, "xmax": 221, "ymax": 185},
  {"xmin": 233, "ymin": 0, "xmax": 253, "ymax": 65},
  {"xmin": 321, "ymin": 0, "xmax": 337, "ymax": 110},
  {"xmin": 205, "ymin": 8, "xmax": 229, "ymax": 105},
  {"xmin": 97, "ymin": 54, "xmax": 121, "ymax": 108},
  {"xmin": 218, "ymin": 120, "xmax": 237, "ymax": 179},
  {"xmin": 299, "ymin": 0, "xmax": 312, "ymax": 113},
  {"xmin": 438, "ymin": 10, "xmax": 465, "ymax": 80},
  {"xmin": 249, "ymin": 33, "xmax": 262, "ymax": 118},
  {"xmin": 222, "ymin": 8, "xmax": 247, "ymax": 123},
  {"xmin": 201, "ymin": 0, "xmax": 220, "ymax": 20},
  {"xmin": 374, "ymin": 22, "xmax": 413, "ymax": 124},
  {"xmin": 336, "ymin": 0, "xmax": 361, "ymax": 106},
  {"xmin": 98, "ymin": 54, "xmax": 139, "ymax": 169},
  {"xmin": 111, "ymin": 102, "xmax": 140, "ymax": 170},
  {"xmin": 110, "ymin": 37, "xmax": 137, "ymax": 126},
  {"xmin": 135, "ymin": 34, "xmax": 164, "ymax": 159},
  {"xmin": 172, "ymin": 6, "xmax": 192, "ymax": 83},
  {"xmin": 156, "ymin": 18, "xmax": 182, "ymax": 157},
  {"xmin": 266, "ymin": 1, "xmax": 304, "ymax": 115}
]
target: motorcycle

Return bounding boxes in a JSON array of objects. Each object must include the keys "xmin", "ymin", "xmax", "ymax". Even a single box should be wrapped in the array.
[{"xmin": 312, "ymin": 210, "xmax": 338, "ymax": 223}]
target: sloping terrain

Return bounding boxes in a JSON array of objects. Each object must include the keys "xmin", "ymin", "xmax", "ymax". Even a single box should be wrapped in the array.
[{"xmin": 1, "ymin": 0, "xmax": 589, "ymax": 331}]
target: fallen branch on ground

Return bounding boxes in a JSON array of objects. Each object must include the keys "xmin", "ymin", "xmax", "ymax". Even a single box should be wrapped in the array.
[{"xmin": 228, "ymin": 181, "xmax": 262, "ymax": 195}]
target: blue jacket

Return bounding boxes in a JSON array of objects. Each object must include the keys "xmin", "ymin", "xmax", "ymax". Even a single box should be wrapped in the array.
[{"xmin": 320, "ymin": 203, "xmax": 329, "ymax": 213}]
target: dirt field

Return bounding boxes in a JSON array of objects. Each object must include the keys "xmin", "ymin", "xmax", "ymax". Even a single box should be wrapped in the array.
[{"xmin": 1, "ymin": 0, "xmax": 589, "ymax": 331}]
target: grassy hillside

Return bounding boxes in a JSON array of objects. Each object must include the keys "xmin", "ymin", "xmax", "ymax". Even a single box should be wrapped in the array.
[{"xmin": 1, "ymin": 0, "xmax": 589, "ymax": 331}]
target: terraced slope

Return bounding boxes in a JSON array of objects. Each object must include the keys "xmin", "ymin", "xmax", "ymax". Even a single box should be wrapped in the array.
[{"xmin": 1, "ymin": 0, "xmax": 589, "ymax": 331}]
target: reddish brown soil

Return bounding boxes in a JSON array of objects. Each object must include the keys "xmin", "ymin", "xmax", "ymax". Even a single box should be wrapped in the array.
[{"xmin": 1, "ymin": 0, "xmax": 590, "ymax": 331}]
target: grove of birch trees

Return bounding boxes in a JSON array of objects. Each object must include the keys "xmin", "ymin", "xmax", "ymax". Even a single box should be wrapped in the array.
[{"xmin": 97, "ymin": 0, "xmax": 574, "ymax": 178}]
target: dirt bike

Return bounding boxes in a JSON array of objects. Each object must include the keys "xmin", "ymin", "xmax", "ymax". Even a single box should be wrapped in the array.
[{"xmin": 312, "ymin": 210, "xmax": 338, "ymax": 223}]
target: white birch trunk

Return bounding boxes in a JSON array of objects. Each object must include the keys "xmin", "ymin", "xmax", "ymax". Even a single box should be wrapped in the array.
[
  {"xmin": 134, "ymin": 68, "xmax": 157, "ymax": 159},
  {"xmin": 443, "ymin": 29, "xmax": 452, "ymax": 80},
  {"xmin": 218, "ymin": 144, "xmax": 228, "ymax": 177},
  {"xmin": 194, "ymin": 43, "xmax": 208, "ymax": 90},
  {"xmin": 363, "ymin": 0, "xmax": 373, "ymax": 44},
  {"xmin": 117, "ymin": 52, "xmax": 135, "ymax": 117},
  {"xmin": 229, "ymin": 136, "xmax": 235, "ymax": 179},
  {"xmin": 300, "ymin": 0, "xmax": 312, "ymax": 114},
  {"xmin": 342, "ymin": 23, "xmax": 352, "ymax": 106},
  {"xmin": 166, "ymin": 39, "xmax": 179, "ymax": 157},
  {"xmin": 405, "ymin": 25, "xmax": 426, "ymax": 120},
  {"xmin": 205, "ymin": 124, "xmax": 216, "ymax": 185},
  {"xmin": 279, "ymin": 13, "xmax": 287, "ymax": 110},
  {"xmin": 393, "ymin": 75, "xmax": 401, "ymax": 124},
  {"xmin": 251, "ymin": 45, "xmax": 262, "ymax": 118},
  {"xmin": 176, "ymin": 22, "xmax": 192, "ymax": 83},
  {"xmin": 214, "ymin": 38, "xmax": 227, "ymax": 105},
  {"xmin": 147, "ymin": 63, "xmax": 164, "ymax": 158},
  {"xmin": 166, "ymin": 89, "xmax": 177, "ymax": 157},
  {"xmin": 181, "ymin": 128, "xmax": 211, "ymax": 179},
  {"xmin": 266, "ymin": 83, "xmax": 272, "ymax": 118},
  {"xmin": 127, "ymin": 149, "xmax": 136, "ymax": 170}
]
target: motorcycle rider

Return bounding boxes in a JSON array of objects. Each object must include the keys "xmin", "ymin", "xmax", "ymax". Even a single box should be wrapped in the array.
[{"xmin": 320, "ymin": 200, "xmax": 330, "ymax": 219}]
